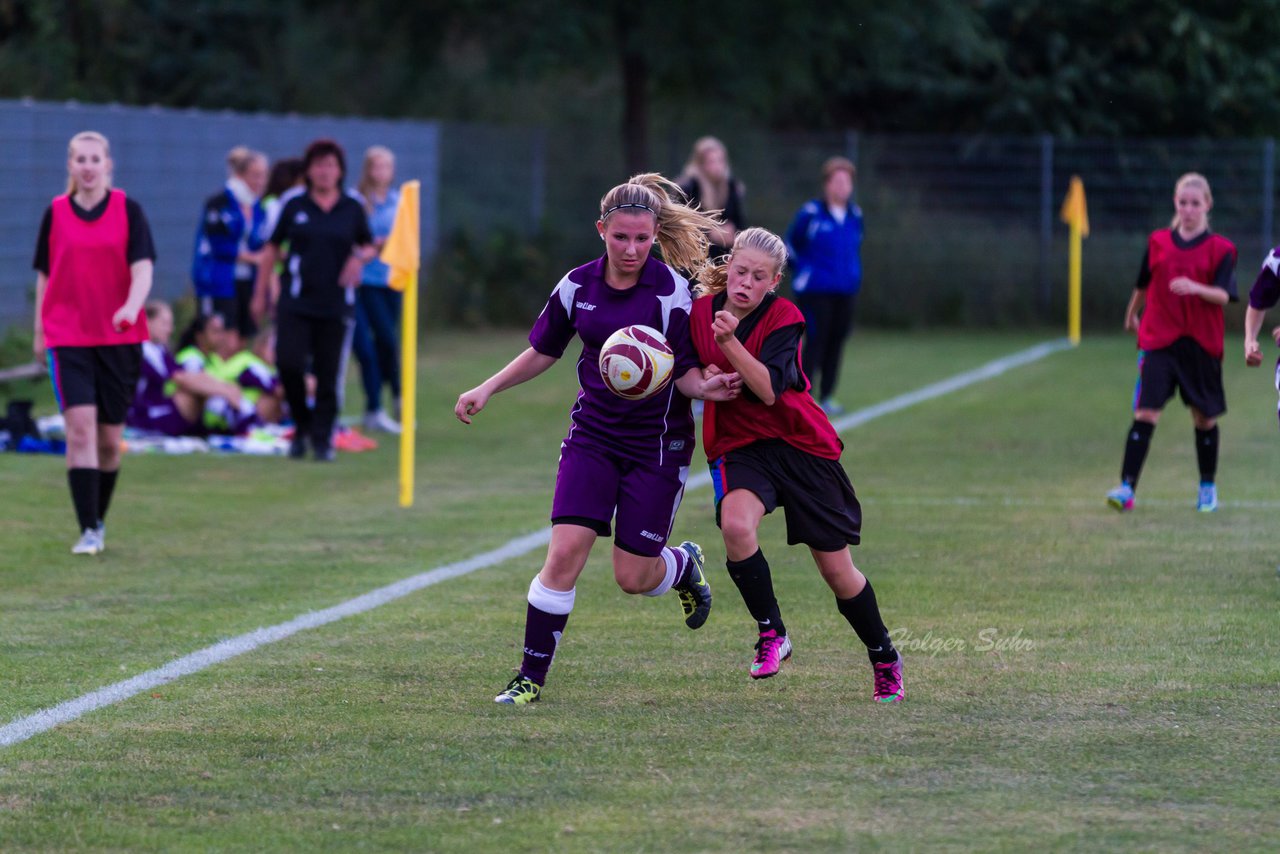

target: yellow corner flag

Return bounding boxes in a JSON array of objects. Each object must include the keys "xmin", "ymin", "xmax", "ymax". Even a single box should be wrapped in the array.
[
  {"xmin": 381, "ymin": 181, "xmax": 421, "ymax": 507},
  {"xmin": 1059, "ymin": 176, "xmax": 1089, "ymax": 346},
  {"xmin": 382, "ymin": 180, "xmax": 420, "ymax": 292}
]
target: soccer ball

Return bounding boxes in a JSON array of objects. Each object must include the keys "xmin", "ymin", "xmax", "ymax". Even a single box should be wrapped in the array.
[{"xmin": 599, "ymin": 325, "xmax": 675, "ymax": 400}]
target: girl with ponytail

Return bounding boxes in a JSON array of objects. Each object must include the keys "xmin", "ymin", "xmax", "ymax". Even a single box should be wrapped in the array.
[
  {"xmin": 689, "ymin": 227, "xmax": 905, "ymax": 702},
  {"xmin": 454, "ymin": 173, "xmax": 742, "ymax": 706}
]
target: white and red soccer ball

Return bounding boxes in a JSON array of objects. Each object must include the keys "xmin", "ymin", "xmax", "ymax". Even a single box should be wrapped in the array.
[{"xmin": 599, "ymin": 325, "xmax": 675, "ymax": 400}]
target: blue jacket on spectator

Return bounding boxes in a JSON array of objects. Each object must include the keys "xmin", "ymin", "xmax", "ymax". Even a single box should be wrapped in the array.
[
  {"xmin": 785, "ymin": 199, "xmax": 864, "ymax": 296},
  {"xmin": 192, "ymin": 185, "xmax": 267, "ymax": 299}
]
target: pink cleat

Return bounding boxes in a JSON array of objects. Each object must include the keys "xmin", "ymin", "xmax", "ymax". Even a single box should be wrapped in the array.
[
  {"xmin": 750, "ymin": 630, "xmax": 792, "ymax": 679},
  {"xmin": 873, "ymin": 651, "xmax": 905, "ymax": 703}
]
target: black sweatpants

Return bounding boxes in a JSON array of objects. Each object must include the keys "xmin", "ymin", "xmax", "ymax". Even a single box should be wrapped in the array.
[
  {"xmin": 276, "ymin": 310, "xmax": 351, "ymax": 451},
  {"xmin": 797, "ymin": 292, "xmax": 857, "ymax": 401}
]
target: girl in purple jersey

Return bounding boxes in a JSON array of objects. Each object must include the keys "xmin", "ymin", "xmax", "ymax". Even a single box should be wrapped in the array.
[
  {"xmin": 1242, "ymin": 244, "xmax": 1280, "ymax": 424},
  {"xmin": 455, "ymin": 173, "xmax": 742, "ymax": 706},
  {"xmin": 127, "ymin": 301, "xmax": 248, "ymax": 437}
]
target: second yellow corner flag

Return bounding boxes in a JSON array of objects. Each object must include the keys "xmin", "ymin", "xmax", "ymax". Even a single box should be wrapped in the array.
[{"xmin": 1059, "ymin": 176, "xmax": 1089, "ymax": 346}]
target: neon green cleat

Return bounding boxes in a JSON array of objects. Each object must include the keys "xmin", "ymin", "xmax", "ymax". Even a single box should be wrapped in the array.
[
  {"xmin": 494, "ymin": 675, "xmax": 541, "ymax": 705},
  {"xmin": 673, "ymin": 540, "xmax": 712, "ymax": 629}
]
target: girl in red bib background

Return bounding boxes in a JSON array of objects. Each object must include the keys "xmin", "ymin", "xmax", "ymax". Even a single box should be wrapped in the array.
[
  {"xmin": 32, "ymin": 131, "xmax": 156, "ymax": 555},
  {"xmin": 690, "ymin": 227, "xmax": 903, "ymax": 703},
  {"xmin": 1107, "ymin": 172, "xmax": 1237, "ymax": 514}
]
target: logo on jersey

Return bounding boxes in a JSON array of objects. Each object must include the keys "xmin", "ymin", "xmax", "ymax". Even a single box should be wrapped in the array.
[
  {"xmin": 667, "ymin": 439, "xmax": 686, "ymax": 452},
  {"xmin": 575, "ymin": 301, "xmax": 597, "ymax": 312},
  {"xmin": 294, "ymin": 211, "xmax": 309, "ymax": 225}
]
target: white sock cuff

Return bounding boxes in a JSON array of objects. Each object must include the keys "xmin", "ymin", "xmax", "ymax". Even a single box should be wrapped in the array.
[
  {"xmin": 643, "ymin": 548, "xmax": 679, "ymax": 597},
  {"xmin": 528, "ymin": 576, "xmax": 575, "ymax": 615}
]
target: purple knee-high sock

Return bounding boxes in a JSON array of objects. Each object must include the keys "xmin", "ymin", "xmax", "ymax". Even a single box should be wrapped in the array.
[{"xmin": 519, "ymin": 577, "xmax": 575, "ymax": 686}]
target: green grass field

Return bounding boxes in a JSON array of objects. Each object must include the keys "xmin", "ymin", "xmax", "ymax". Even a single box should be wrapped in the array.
[{"xmin": 1, "ymin": 330, "xmax": 1278, "ymax": 852}]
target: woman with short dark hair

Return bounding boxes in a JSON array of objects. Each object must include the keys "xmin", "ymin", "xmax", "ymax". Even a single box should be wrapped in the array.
[{"xmin": 253, "ymin": 138, "xmax": 374, "ymax": 461}]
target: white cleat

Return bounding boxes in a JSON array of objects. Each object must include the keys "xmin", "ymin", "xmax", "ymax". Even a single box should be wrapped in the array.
[
  {"xmin": 363, "ymin": 410, "xmax": 402, "ymax": 434},
  {"xmin": 71, "ymin": 528, "xmax": 103, "ymax": 555}
]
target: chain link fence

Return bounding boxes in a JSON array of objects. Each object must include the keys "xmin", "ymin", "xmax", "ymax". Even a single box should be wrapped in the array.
[
  {"xmin": 3, "ymin": 98, "xmax": 1277, "ymax": 336},
  {"xmin": 436, "ymin": 124, "xmax": 1280, "ymax": 329}
]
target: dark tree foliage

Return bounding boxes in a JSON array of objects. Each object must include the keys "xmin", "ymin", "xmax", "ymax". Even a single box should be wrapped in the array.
[{"xmin": 4, "ymin": 0, "xmax": 1280, "ymax": 145}]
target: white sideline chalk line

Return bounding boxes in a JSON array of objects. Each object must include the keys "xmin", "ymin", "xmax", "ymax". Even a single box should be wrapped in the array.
[
  {"xmin": 871, "ymin": 495, "xmax": 1280, "ymax": 510},
  {"xmin": 0, "ymin": 337, "xmax": 1072, "ymax": 748}
]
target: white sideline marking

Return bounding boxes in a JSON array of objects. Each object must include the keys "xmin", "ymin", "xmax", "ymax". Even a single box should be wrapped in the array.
[
  {"xmin": 1, "ymin": 338, "xmax": 1071, "ymax": 748},
  {"xmin": 871, "ymin": 495, "xmax": 1280, "ymax": 510},
  {"xmin": 0, "ymin": 530, "xmax": 551, "ymax": 748},
  {"xmin": 686, "ymin": 337, "xmax": 1074, "ymax": 490}
]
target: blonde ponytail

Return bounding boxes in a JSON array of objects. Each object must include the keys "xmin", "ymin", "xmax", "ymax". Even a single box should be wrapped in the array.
[
  {"xmin": 693, "ymin": 227, "xmax": 789, "ymax": 297},
  {"xmin": 599, "ymin": 172, "xmax": 723, "ymax": 273}
]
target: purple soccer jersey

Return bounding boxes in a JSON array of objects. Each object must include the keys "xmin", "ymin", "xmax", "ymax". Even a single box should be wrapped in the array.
[
  {"xmin": 1249, "ymin": 245, "xmax": 1280, "ymax": 310},
  {"xmin": 529, "ymin": 256, "xmax": 700, "ymax": 468},
  {"xmin": 127, "ymin": 341, "xmax": 198, "ymax": 435}
]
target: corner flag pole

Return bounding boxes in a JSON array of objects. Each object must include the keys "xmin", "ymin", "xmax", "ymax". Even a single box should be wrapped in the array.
[
  {"xmin": 398, "ymin": 268, "xmax": 418, "ymax": 508},
  {"xmin": 1059, "ymin": 176, "xmax": 1089, "ymax": 346},
  {"xmin": 380, "ymin": 180, "xmax": 422, "ymax": 508}
]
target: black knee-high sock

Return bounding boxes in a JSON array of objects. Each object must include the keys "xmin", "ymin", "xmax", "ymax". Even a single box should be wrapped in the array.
[
  {"xmin": 837, "ymin": 580, "xmax": 897, "ymax": 664},
  {"xmin": 1121, "ymin": 420, "xmax": 1155, "ymax": 487},
  {"xmin": 67, "ymin": 468, "xmax": 100, "ymax": 533},
  {"xmin": 98, "ymin": 469, "xmax": 119, "ymax": 524},
  {"xmin": 726, "ymin": 549, "xmax": 785, "ymax": 636},
  {"xmin": 1195, "ymin": 426, "xmax": 1219, "ymax": 484}
]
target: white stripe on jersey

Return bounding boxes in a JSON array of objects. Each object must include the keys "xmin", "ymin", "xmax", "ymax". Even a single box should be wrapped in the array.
[
  {"xmin": 656, "ymin": 264, "xmax": 692, "ymax": 336},
  {"xmin": 1264, "ymin": 251, "xmax": 1280, "ymax": 276},
  {"xmin": 141, "ymin": 341, "xmax": 168, "ymax": 379},
  {"xmin": 553, "ymin": 272, "xmax": 580, "ymax": 318}
]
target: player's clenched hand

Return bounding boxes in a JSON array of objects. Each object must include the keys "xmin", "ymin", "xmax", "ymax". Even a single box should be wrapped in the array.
[
  {"xmin": 702, "ymin": 364, "xmax": 742, "ymax": 390},
  {"xmin": 1169, "ymin": 276, "xmax": 1198, "ymax": 296},
  {"xmin": 699, "ymin": 370, "xmax": 742, "ymax": 402},
  {"xmin": 455, "ymin": 386, "xmax": 491, "ymax": 424},
  {"xmin": 712, "ymin": 310, "xmax": 738, "ymax": 344},
  {"xmin": 1245, "ymin": 339, "xmax": 1263, "ymax": 367},
  {"xmin": 1271, "ymin": 325, "xmax": 1280, "ymax": 347},
  {"xmin": 111, "ymin": 303, "xmax": 139, "ymax": 332}
]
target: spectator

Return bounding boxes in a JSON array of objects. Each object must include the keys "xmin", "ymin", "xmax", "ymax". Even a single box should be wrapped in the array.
[
  {"xmin": 192, "ymin": 146, "xmax": 269, "ymax": 354},
  {"xmin": 254, "ymin": 138, "xmax": 374, "ymax": 461},
  {"xmin": 203, "ymin": 316, "xmax": 285, "ymax": 434},
  {"xmin": 263, "ymin": 157, "xmax": 306, "ymax": 236},
  {"xmin": 678, "ymin": 136, "xmax": 746, "ymax": 261},
  {"xmin": 785, "ymin": 156, "xmax": 863, "ymax": 415},
  {"xmin": 32, "ymin": 130, "xmax": 155, "ymax": 555},
  {"xmin": 128, "ymin": 301, "xmax": 246, "ymax": 437},
  {"xmin": 351, "ymin": 145, "xmax": 403, "ymax": 433},
  {"xmin": 174, "ymin": 312, "xmax": 228, "ymax": 373}
]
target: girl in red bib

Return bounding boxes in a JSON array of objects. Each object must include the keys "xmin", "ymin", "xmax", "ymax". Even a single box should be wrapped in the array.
[
  {"xmin": 1107, "ymin": 172, "xmax": 1237, "ymax": 513},
  {"xmin": 690, "ymin": 227, "xmax": 903, "ymax": 703},
  {"xmin": 32, "ymin": 131, "xmax": 156, "ymax": 555}
]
